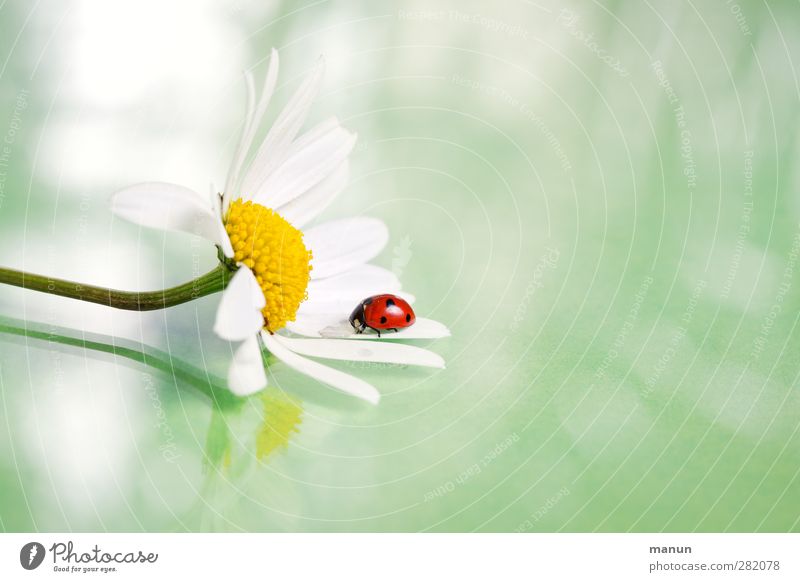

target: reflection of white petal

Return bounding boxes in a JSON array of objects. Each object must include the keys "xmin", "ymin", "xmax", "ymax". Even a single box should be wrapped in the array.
[
  {"xmin": 277, "ymin": 336, "xmax": 445, "ymax": 368},
  {"xmin": 111, "ymin": 182, "xmax": 224, "ymax": 246},
  {"xmin": 228, "ymin": 335, "xmax": 267, "ymax": 396},
  {"xmin": 262, "ymin": 332, "xmax": 380, "ymax": 404},
  {"xmin": 305, "ymin": 218, "xmax": 389, "ymax": 279},
  {"xmin": 224, "ymin": 48, "xmax": 279, "ymax": 208},
  {"xmin": 288, "ymin": 315, "xmax": 449, "ymax": 340},
  {"xmin": 213, "ymin": 268, "xmax": 265, "ymax": 341},
  {"xmin": 252, "ymin": 122, "xmax": 356, "ymax": 208},
  {"xmin": 240, "ymin": 58, "xmax": 325, "ymax": 199},
  {"xmin": 278, "ymin": 159, "xmax": 349, "ymax": 228}
]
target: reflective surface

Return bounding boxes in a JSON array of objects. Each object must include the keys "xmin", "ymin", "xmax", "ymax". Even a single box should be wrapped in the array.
[{"xmin": 0, "ymin": 0, "xmax": 798, "ymax": 531}]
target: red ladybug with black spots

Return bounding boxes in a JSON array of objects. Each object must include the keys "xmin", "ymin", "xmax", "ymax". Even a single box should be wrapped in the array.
[{"xmin": 349, "ymin": 294, "xmax": 416, "ymax": 337}]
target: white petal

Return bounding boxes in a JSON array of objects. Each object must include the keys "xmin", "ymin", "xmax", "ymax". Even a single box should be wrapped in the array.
[
  {"xmin": 276, "ymin": 336, "xmax": 445, "ymax": 368},
  {"xmin": 215, "ymin": 216, "xmax": 234, "ymax": 258},
  {"xmin": 262, "ymin": 332, "xmax": 380, "ymax": 404},
  {"xmin": 278, "ymin": 160, "xmax": 349, "ymax": 227},
  {"xmin": 252, "ymin": 122, "xmax": 357, "ymax": 208},
  {"xmin": 286, "ymin": 314, "xmax": 347, "ymax": 337},
  {"xmin": 213, "ymin": 268, "xmax": 265, "ymax": 341},
  {"xmin": 298, "ymin": 291, "xmax": 416, "ymax": 317},
  {"xmin": 223, "ymin": 70, "xmax": 256, "ymax": 208},
  {"xmin": 295, "ymin": 300, "xmax": 359, "ymax": 317},
  {"xmin": 305, "ymin": 217, "xmax": 389, "ymax": 279},
  {"xmin": 284, "ymin": 116, "xmax": 341, "ymax": 153},
  {"xmin": 111, "ymin": 182, "xmax": 224, "ymax": 246},
  {"xmin": 228, "ymin": 335, "xmax": 267, "ymax": 396},
  {"xmin": 251, "ymin": 48, "xmax": 281, "ymax": 134},
  {"xmin": 210, "ymin": 188, "xmax": 234, "ymax": 258},
  {"xmin": 297, "ymin": 293, "xmax": 416, "ymax": 317},
  {"xmin": 288, "ymin": 315, "xmax": 449, "ymax": 340},
  {"xmin": 323, "ymin": 317, "xmax": 449, "ymax": 340},
  {"xmin": 305, "ymin": 264, "xmax": 400, "ymax": 304},
  {"xmin": 240, "ymin": 58, "xmax": 325, "ymax": 199},
  {"xmin": 224, "ymin": 48, "xmax": 280, "ymax": 208}
]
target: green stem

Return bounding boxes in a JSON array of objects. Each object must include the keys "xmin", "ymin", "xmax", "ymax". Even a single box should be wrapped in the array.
[{"xmin": 0, "ymin": 263, "xmax": 231, "ymax": 311}]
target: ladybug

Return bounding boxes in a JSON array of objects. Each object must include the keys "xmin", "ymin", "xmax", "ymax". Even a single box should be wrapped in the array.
[{"xmin": 349, "ymin": 294, "xmax": 416, "ymax": 337}]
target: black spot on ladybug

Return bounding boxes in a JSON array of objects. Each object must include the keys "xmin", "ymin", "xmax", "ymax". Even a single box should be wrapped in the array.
[
  {"xmin": 406, "ymin": 313, "xmax": 411, "ymax": 322},
  {"xmin": 385, "ymin": 298, "xmax": 395, "ymax": 307},
  {"xmin": 380, "ymin": 316, "xmax": 387, "ymax": 324}
]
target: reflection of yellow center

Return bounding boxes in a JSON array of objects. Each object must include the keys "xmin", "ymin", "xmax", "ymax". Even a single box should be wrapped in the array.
[{"xmin": 225, "ymin": 198, "xmax": 312, "ymax": 333}]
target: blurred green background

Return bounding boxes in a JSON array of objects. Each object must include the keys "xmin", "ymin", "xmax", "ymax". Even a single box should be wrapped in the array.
[{"xmin": 1, "ymin": 0, "xmax": 799, "ymax": 532}]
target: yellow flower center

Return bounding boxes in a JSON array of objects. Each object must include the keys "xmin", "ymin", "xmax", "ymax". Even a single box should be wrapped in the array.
[{"xmin": 224, "ymin": 198, "xmax": 312, "ymax": 333}]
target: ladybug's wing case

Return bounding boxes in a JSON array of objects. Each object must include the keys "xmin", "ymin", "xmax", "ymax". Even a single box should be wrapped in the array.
[
  {"xmin": 362, "ymin": 300, "xmax": 384, "ymax": 327},
  {"xmin": 382, "ymin": 305, "xmax": 410, "ymax": 327},
  {"xmin": 363, "ymin": 295, "xmax": 416, "ymax": 329},
  {"xmin": 393, "ymin": 297, "xmax": 416, "ymax": 326}
]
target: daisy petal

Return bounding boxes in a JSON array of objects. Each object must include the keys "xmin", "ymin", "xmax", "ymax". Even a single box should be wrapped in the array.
[
  {"xmin": 276, "ymin": 336, "xmax": 445, "ymax": 368},
  {"xmin": 283, "ymin": 116, "xmax": 342, "ymax": 154},
  {"xmin": 240, "ymin": 57, "xmax": 325, "ymax": 199},
  {"xmin": 111, "ymin": 182, "xmax": 224, "ymax": 247},
  {"xmin": 223, "ymin": 70, "xmax": 256, "ymax": 208},
  {"xmin": 215, "ymin": 214, "xmax": 234, "ymax": 258},
  {"xmin": 262, "ymin": 333, "xmax": 380, "ymax": 404},
  {"xmin": 252, "ymin": 122, "xmax": 357, "ymax": 208},
  {"xmin": 278, "ymin": 159, "xmax": 349, "ymax": 228},
  {"xmin": 300, "ymin": 293, "xmax": 415, "ymax": 317},
  {"xmin": 213, "ymin": 268, "xmax": 266, "ymax": 341},
  {"xmin": 286, "ymin": 314, "xmax": 347, "ymax": 337},
  {"xmin": 305, "ymin": 217, "xmax": 389, "ymax": 279},
  {"xmin": 305, "ymin": 264, "xmax": 400, "ymax": 305},
  {"xmin": 288, "ymin": 315, "xmax": 449, "ymax": 340},
  {"xmin": 228, "ymin": 335, "xmax": 267, "ymax": 396},
  {"xmin": 210, "ymin": 188, "xmax": 234, "ymax": 258},
  {"xmin": 324, "ymin": 317, "xmax": 450, "ymax": 340},
  {"xmin": 224, "ymin": 48, "xmax": 280, "ymax": 208},
  {"xmin": 297, "ymin": 290, "xmax": 415, "ymax": 317}
]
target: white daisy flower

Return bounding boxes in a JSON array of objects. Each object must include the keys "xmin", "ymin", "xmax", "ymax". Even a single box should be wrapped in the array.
[{"xmin": 110, "ymin": 49, "xmax": 449, "ymax": 404}]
